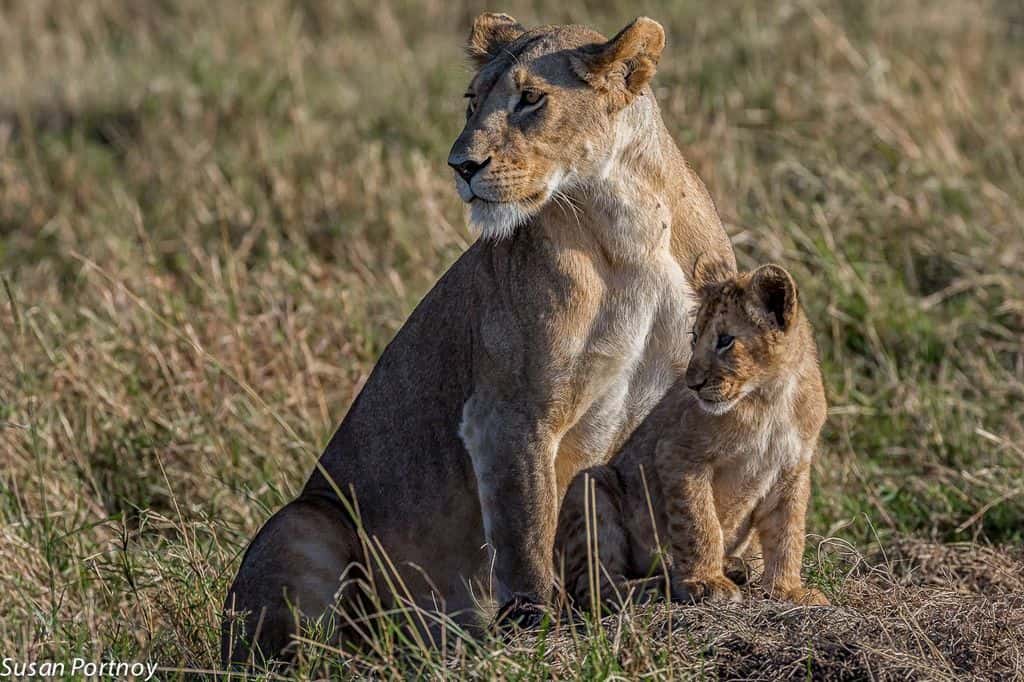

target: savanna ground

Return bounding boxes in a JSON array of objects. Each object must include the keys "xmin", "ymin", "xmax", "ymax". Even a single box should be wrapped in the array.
[{"xmin": 1, "ymin": 0, "xmax": 1023, "ymax": 679}]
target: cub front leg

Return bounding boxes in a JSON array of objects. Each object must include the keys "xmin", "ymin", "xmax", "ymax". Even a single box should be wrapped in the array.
[
  {"xmin": 756, "ymin": 461, "xmax": 829, "ymax": 606},
  {"xmin": 655, "ymin": 441, "xmax": 740, "ymax": 603},
  {"xmin": 460, "ymin": 394, "xmax": 559, "ymax": 624}
]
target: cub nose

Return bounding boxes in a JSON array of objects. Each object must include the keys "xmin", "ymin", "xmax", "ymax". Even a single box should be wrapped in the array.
[
  {"xmin": 448, "ymin": 157, "xmax": 490, "ymax": 184},
  {"xmin": 687, "ymin": 377, "xmax": 707, "ymax": 392}
]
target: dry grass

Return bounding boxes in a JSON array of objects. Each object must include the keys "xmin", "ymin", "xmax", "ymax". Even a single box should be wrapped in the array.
[{"xmin": 1, "ymin": 0, "xmax": 1022, "ymax": 678}]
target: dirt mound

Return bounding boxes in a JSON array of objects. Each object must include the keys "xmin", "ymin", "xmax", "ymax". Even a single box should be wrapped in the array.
[
  {"xmin": 534, "ymin": 541, "xmax": 1024, "ymax": 680},
  {"xmin": 870, "ymin": 537, "xmax": 1024, "ymax": 593},
  {"xmin": 671, "ymin": 587, "xmax": 1024, "ymax": 680}
]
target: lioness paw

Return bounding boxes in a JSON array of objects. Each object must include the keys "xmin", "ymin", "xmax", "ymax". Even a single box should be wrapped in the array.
[
  {"xmin": 671, "ymin": 575, "xmax": 742, "ymax": 604},
  {"xmin": 491, "ymin": 594, "xmax": 551, "ymax": 634}
]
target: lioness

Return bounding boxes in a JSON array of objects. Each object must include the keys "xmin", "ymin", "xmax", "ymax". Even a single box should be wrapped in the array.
[
  {"xmin": 222, "ymin": 14, "xmax": 734, "ymax": 662},
  {"xmin": 555, "ymin": 264, "xmax": 828, "ymax": 607}
]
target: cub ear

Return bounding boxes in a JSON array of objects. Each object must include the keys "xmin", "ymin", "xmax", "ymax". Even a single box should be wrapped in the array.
[
  {"xmin": 692, "ymin": 253, "xmax": 736, "ymax": 298},
  {"xmin": 570, "ymin": 17, "xmax": 665, "ymax": 104},
  {"xmin": 748, "ymin": 264, "xmax": 799, "ymax": 332},
  {"xmin": 466, "ymin": 13, "xmax": 526, "ymax": 67}
]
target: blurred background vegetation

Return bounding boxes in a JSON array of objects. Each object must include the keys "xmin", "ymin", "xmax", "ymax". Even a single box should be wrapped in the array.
[{"xmin": 1, "ymin": 0, "xmax": 1022, "ymax": 673}]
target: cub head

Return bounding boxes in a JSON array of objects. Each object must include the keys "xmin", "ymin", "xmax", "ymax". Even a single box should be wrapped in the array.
[
  {"xmin": 685, "ymin": 264, "xmax": 803, "ymax": 414},
  {"xmin": 448, "ymin": 14, "xmax": 666, "ymax": 239}
]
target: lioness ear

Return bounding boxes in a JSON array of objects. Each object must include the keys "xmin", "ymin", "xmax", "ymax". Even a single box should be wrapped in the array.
[
  {"xmin": 748, "ymin": 264, "xmax": 799, "ymax": 332},
  {"xmin": 466, "ymin": 13, "xmax": 526, "ymax": 67},
  {"xmin": 570, "ymin": 17, "xmax": 665, "ymax": 104}
]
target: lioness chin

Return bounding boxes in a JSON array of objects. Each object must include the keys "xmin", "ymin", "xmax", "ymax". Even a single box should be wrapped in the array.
[{"xmin": 222, "ymin": 13, "xmax": 734, "ymax": 664}]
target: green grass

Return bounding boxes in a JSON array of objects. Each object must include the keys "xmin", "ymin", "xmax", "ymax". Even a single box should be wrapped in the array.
[{"xmin": 1, "ymin": 0, "xmax": 1023, "ymax": 678}]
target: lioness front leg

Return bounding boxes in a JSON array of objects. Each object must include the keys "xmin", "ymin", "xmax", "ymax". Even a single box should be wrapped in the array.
[
  {"xmin": 756, "ymin": 462, "xmax": 828, "ymax": 606},
  {"xmin": 657, "ymin": 441, "xmax": 740, "ymax": 603},
  {"xmin": 460, "ymin": 395, "xmax": 559, "ymax": 625}
]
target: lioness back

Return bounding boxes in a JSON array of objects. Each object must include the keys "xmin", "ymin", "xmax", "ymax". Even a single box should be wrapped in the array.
[{"xmin": 555, "ymin": 264, "xmax": 829, "ymax": 607}]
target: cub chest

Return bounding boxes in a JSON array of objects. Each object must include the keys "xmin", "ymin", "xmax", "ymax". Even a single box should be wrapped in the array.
[{"xmin": 712, "ymin": 418, "xmax": 807, "ymax": 548}]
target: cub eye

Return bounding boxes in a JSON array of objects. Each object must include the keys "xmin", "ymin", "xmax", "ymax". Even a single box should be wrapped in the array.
[
  {"xmin": 689, "ymin": 330, "xmax": 698, "ymax": 348},
  {"xmin": 517, "ymin": 89, "xmax": 545, "ymax": 111},
  {"xmin": 716, "ymin": 334, "xmax": 735, "ymax": 353}
]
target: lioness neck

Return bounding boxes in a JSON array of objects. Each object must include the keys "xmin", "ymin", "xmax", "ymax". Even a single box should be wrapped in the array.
[{"xmin": 540, "ymin": 92, "xmax": 732, "ymax": 272}]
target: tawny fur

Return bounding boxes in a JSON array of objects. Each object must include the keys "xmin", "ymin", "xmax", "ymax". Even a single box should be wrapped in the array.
[
  {"xmin": 555, "ymin": 265, "xmax": 829, "ymax": 609},
  {"xmin": 222, "ymin": 14, "xmax": 735, "ymax": 663}
]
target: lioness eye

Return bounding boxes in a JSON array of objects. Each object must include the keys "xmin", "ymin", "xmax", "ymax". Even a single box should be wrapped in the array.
[
  {"xmin": 464, "ymin": 93, "xmax": 476, "ymax": 118},
  {"xmin": 716, "ymin": 334, "xmax": 735, "ymax": 353},
  {"xmin": 689, "ymin": 330, "xmax": 698, "ymax": 348},
  {"xmin": 517, "ymin": 89, "xmax": 545, "ymax": 111}
]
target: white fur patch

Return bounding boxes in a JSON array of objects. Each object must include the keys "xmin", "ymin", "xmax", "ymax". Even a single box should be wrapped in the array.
[
  {"xmin": 465, "ymin": 168, "xmax": 566, "ymax": 241},
  {"xmin": 469, "ymin": 200, "xmax": 533, "ymax": 240}
]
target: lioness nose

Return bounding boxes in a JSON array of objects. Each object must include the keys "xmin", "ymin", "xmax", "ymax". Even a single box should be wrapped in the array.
[{"xmin": 448, "ymin": 157, "xmax": 490, "ymax": 184}]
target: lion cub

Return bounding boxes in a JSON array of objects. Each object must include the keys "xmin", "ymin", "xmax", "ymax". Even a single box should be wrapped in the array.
[{"xmin": 555, "ymin": 264, "xmax": 828, "ymax": 607}]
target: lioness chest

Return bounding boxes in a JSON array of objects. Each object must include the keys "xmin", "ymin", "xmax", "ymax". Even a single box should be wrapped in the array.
[{"xmin": 554, "ymin": 249, "xmax": 693, "ymax": 490}]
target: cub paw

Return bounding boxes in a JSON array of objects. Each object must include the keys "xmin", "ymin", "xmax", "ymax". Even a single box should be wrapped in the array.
[
  {"xmin": 778, "ymin": 586, "xmax": 830, "ymax": 606},
  {"xmin": 671, "ymin": 575, "xmax": 742, "ymax": 604},
  {"xmin": 723, "ymin": 555, "xmax": 752, "ymax": 586}
]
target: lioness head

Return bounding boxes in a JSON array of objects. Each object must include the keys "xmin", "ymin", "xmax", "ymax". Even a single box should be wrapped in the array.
[
  {"xmin": 685, "ymin": 264, "xmax": 803, "ymax": 414},
  {"xmin": 448, "ymin": 14, "xmax": 666, "ymax": 239}
]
